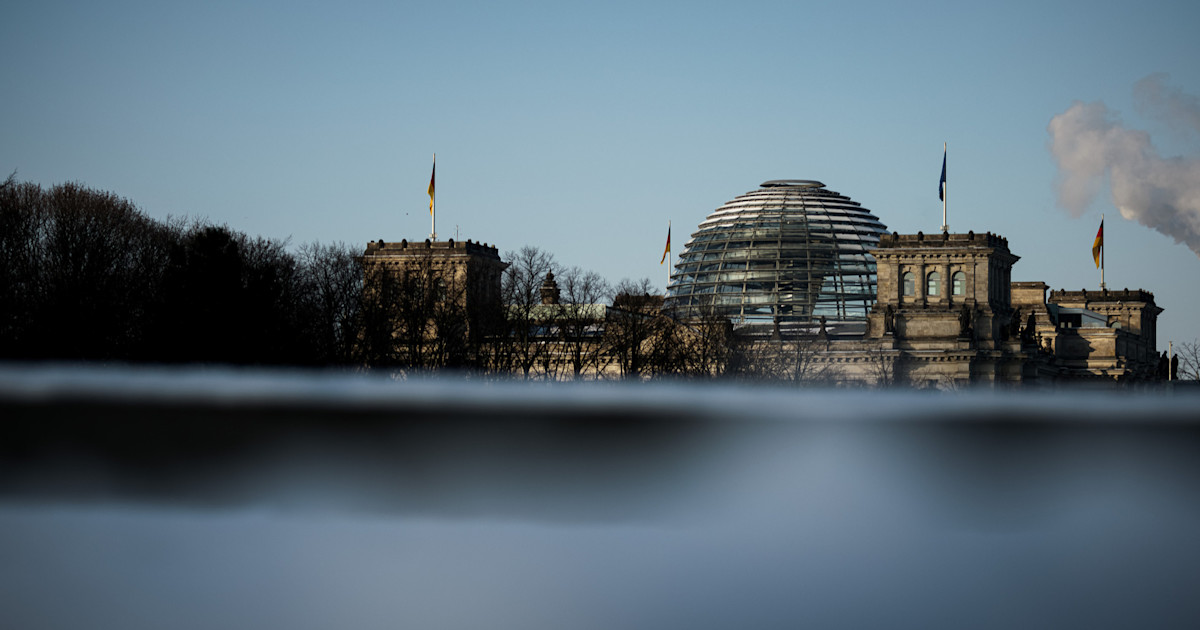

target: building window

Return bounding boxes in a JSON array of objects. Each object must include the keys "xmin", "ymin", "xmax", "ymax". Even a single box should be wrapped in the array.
[
  {"xmin": 952, "ymin": 271, "xmax": 965, "ymax": 296},
  {"xmin": 927, "ymin": 271, "xmax": 941, "ymax": 296},
  {"xmin": 902, "ymin": 272, "xmax": 915, "ymax": 296}
]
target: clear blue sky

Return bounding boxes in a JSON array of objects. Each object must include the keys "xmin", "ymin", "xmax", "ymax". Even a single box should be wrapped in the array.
[{"xmin": 3, "ymin": 0, "xmax": 1198, "ymax": 347}]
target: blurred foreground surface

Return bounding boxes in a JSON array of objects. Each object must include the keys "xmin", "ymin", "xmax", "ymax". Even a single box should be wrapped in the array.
[{"xmin": 2, "ymin": 364, "xmax": 1200, "ymax": 629}]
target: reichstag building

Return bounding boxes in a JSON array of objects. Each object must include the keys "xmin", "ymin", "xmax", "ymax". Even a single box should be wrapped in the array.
[{"xmin": 369, "ymin": 177, "xmax": 1165, "ymax": 385}]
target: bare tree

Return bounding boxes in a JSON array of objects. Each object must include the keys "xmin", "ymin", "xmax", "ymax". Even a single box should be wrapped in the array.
[
  {"xmin": 1176, "ymin": 339, "xmax": 1200, "ymax": 381},
  {"xmin": 2, "ymin": 180, "xmax": 171, "ymax": 361},
  {"xmin": 863, "ymin": 344, "xmax": 897, "ymax": 388},
  {"xmin": 147, "ymin": 223, "xmax": 305, "ymax": 365},
  {"xmin": 426, "ymin": 272, "xmax": 471, "ymax": 369},
  {"xmin": 552, "ymin": 266, "xmax": 611, "ymax": 379},
  {"xmin": 728, "ymin": 328, "xmax": 840, "ymax": 385},
  {"xmin": 672, "ymin": 298, "xmax": 735, "ymax": 378},
  {"xmin": 358, "ymin": 261, "xmax": 405, "ymax": 367},
  {"xmin": 603, "ymin": 278, "xmax": 672, "ymax": 379},
  {"xmin": 500, "ymin": 246, "xmax": 558, "ymax": 378},
  {"xmin": 234, "ymin": 232, "xmax": 310, "ymax": 364},
  {"xmin": 0, "ymin": 175, "xmax": 48, "ymax": 356},
  {"xmin": 297, "ymin": 242, "xmax": 363, "ymax": 365}
]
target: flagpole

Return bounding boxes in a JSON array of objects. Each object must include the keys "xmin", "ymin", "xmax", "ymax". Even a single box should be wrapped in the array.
[{"xmin": 941, "ymin": 142, "xmax": 948, "ymax": 234}]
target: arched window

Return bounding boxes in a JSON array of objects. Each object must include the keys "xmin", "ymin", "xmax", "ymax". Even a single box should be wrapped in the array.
[
  {"xmin": 902, "ymin": 271, "xmax": 915, "ymax": 297},
  {"xmin": 952, "ymin": 271, "xmax": 965, "ymax": 296},
  {"xmin": 927, "ymin": 271, "xmax": 941, "ymax": 296}
]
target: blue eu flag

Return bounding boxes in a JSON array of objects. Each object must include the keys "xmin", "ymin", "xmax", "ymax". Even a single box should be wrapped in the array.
[{"xmin": 938, "ymin": 148, "xmax": 947, "ymax": 201}]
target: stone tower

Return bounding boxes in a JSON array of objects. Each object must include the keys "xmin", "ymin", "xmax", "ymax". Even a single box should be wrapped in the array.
[
  {"xmin": 864, "ymin": 231, "xmax": 1034, "ymax": 385},
  {"xmin": 361, "ymin": 238, "xmax": 508, "ymax": 362},
  {"xmin": 869, "ymin": 231, "xmax": 1019, "ymax": 348}
]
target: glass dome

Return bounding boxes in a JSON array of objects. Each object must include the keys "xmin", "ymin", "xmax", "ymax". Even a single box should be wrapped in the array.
[{"xmin": 665, "ymin": 180, "xmax": 888, "ymax": 335}]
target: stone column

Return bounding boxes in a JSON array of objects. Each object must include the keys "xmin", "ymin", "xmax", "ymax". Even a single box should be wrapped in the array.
[
  {"xmin": 941, "ymin": 261, "xmax": 951, "ymax": 306},
  {"xmin": 917, "ymin": 260, "xmax": 926, "ymax": 306}
]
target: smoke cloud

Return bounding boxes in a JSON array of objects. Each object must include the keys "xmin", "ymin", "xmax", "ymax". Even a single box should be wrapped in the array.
[
  {"xmin": 1134, "ymin": 73, "xmax": 1200, "ymax": 136},
  {"xmin": 1048, "ymin": 75, "xmax": 1200, "ymax": 257}
]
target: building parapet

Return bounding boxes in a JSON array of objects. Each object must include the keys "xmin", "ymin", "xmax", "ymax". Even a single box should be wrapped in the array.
[
  {"xmin": 1048, "ymin": 288, "xmax": 1156, "ymax": 304},
  {"xmin": 364, "ymin": 238, "xmax": 503, "ymax": 261},
  {"xmin": 875, "ymin": 230, "xmax": 1010, "ymax": 251}
]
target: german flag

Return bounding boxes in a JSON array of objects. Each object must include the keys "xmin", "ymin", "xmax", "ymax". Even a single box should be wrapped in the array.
[
  {"xmin": 660, "ymin": 223, "xmax": 671, "ymax": 264},
  {"xmin": 1092, "ymin": 219, "xmax": 1103, "ymax": 268},
  {"xmin": 427, "ymin": 157, "xmax": 435, "ymax": 216}
]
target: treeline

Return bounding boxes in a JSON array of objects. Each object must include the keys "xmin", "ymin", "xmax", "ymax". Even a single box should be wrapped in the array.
[{"xmin": 1, "ymin": 176, "xmax": 361, "ymax": 366}]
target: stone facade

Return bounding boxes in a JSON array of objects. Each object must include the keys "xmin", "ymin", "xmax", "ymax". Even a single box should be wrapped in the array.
[
  {"xmin": 806, "ymin": 231, "xmax": 1161, "ymax": 388},
  {"xmin": 847, "ymin": 231, "xmax": 1035, "ymax": 386},
  {"xmin": 361, "ymin": 238, "xmax": 508, "ymax": 352},
  {"xmin": 1038, "ymin": 289, "xmax": 1162, "ymax": 381}
]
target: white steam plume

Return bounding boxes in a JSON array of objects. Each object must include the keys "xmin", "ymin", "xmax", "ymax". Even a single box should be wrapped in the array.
[
  {"xmin": 1048, "ymin": 76, "xmax": 1200, "ymax": 257},
  {"xmin": 1134, "ymin": 73, "xmax": 1200, "ymax": 136}
]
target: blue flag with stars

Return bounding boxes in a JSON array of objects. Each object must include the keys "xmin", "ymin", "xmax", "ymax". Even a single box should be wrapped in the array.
[{"xmin": 938, "ymin": 147, "xmax": 947, "ymax": 201}]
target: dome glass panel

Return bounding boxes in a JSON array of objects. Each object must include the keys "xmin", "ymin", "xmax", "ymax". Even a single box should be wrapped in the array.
[{"xmin": 665, "ymin": 180, "xmax": 888, "ymax": 335}]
